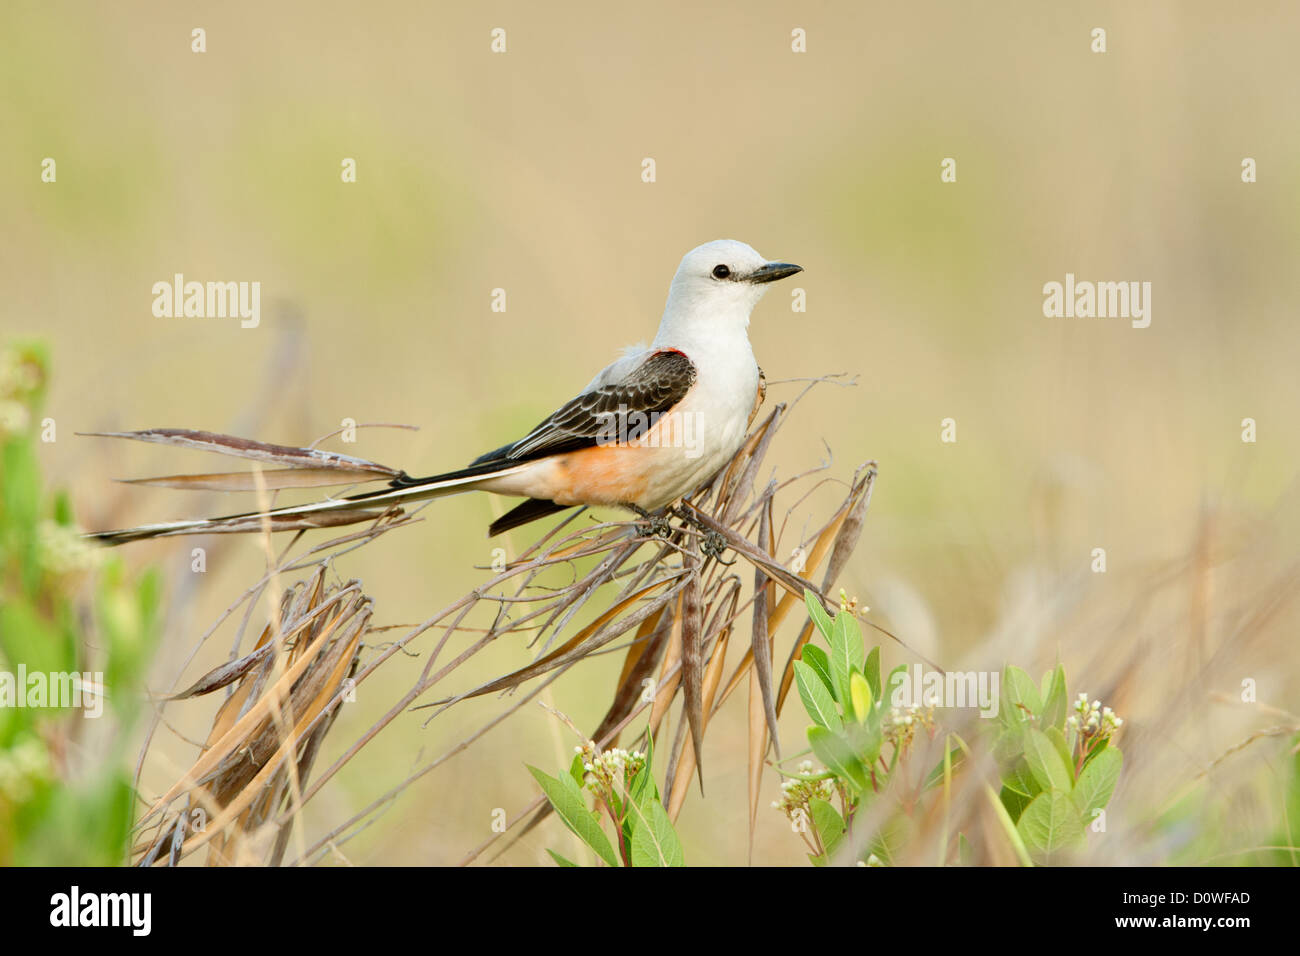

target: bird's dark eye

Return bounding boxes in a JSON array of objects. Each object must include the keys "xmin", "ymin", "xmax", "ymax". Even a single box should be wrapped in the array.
[{"xmin": 712, "ymin": 264, "xmax": 731, "ymax": 279}]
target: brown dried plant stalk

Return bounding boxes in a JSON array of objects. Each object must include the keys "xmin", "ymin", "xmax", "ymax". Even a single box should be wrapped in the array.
[{"xmin": 123, "ymin": 375, "xmax": 913, "ymax": 866}]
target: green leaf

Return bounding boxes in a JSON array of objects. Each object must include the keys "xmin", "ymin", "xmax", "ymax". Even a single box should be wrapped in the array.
[
  {"xmin": 51, "ymin": 489, "xmax": 73, "ymax": 526},
  {"xmin": 1082, "ymin": 734, "xmax": 1111, "ymax": 767},
  {"xmin": 884, "ymin": 664, "xmax": 908, "ymax": 710},
  {"xmin": 804, "ymin": 589, "xmax": 834, "ymax": 641},
  {"xmin": 958, "ymin": 832, "xmax": 974, "ymax": 866},
  {"xmin": 527, "ymin": 765, "xmax": 620, "ymax": 867},
  {"xmin": 1003, "ymin": 758, "xmax": 1042, "ymax": 800},
  {"xmin": 810, "ymin": 797, "xmax": 845, "ymax": 859},
  {"xmin": 0, "ymin": 597, "xmax": 69, "ymax": 679},
  {"xmin": 800, "ymin": 644, "xmax": 837, "ymax": 701},
  {"xmin": 808, "ymin": 726, "xmax": 869, "ymax": 794},
  {"xmin": 569, "ymin": 752, "xmax": 587, "ymax": 788},
  {"xmin": 1023, "ymin": 728, "xmax": 1073, "ymax": 793},
  {"xmin": 1072, "ymin": 747, "xmax": 1122, "ymax": 815},
  {"xmin": 1045, "ymin": 726, "xmax": 1073, "ymax": 779},
  {"xmin": 1, "ymin": 438, "xmax": 42, "ymax": 597},
  {"xmin": 623, "ymin": 737, "xmax": 656, "ymax": 850},
  {"xmin": 625, "ymin": 790, "xmax": 685, "ymax": 867},
  {"xmin": 546, "ymin": 849, "xmax": 579, "ymax": 867},
  {"xmin": 863, "ymin": 646, "xmax": 881, "ymax": 705},
  {"xmin": 829, "ymin": 611, "xmax": 865, "ymax": 705},
  {"xmin": 1001, "ymin": 666, "xmax": 1042, "ymax": 725},
  {"xmin": 1015, "ymin": 789, "xmax": 1084, "ymax": 863},
  {"xmin": 866, "ymin": 812, "xmax": 912, "ymax": 867},
  {"xmin": 1040, "ymin": 665, "xmax": 1067, "ymax": 732},
  {"xmin": 794, "ymin": 660, "xmax": 842, "ymax": 732},
  {"xmin": 98, "ymin": 563, "xmax": 162, "ymax": 712},
  {"xmin": 922, "ymin": 746, "xmax": 964, "ymax": 792},
  {"xmin": 864, "ymin": 673, "xmax": 885, "ymax": 738},
  {"xmin": 999, "ymin": 784, "xmax": 1033, "ymax": 822},
  {"xmin": 627, "ymin": 733, "xmax": 657, "ymax": 806}
]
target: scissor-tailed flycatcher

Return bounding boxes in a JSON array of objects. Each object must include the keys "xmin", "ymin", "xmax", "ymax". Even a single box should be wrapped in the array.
[{"xmin": 91, "ymin": 240, "xmax": 802, "ymax": 545}]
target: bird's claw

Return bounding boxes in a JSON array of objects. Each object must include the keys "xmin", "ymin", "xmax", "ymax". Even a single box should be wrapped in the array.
[
  {"xmin": 636, "ymin": 515, "xmax": 674, "ymax": 539},
  {"xmin": 700, "ymin": 530, "xmax": 733, "ymax": 563}
]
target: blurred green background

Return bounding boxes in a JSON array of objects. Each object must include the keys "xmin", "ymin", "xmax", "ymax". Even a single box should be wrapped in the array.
[{"xmin": 2, "ymin": 0, "xmax": 1297, "ymax": 864}]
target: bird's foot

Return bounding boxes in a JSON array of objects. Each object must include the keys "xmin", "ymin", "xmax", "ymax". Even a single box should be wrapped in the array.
[
  {"xmin": 642, "ymin": 515, "xmax": 674, "ymax": 539},
  {"xmin": 668, "ymin": 505, "xmax": 734, "ymax": 564},
  {"xmin": 700, "ymin": 529, "xmax": 735, "ymax": 564},
  {"xmin": 628, "ymin": 505, "xmax": 674, "ymax": 539}
]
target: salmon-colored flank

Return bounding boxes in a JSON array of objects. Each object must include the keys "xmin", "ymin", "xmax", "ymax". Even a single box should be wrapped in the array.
[{"xmin": 547, "ymin": 444, "xmax": 654, "ymax": 506}]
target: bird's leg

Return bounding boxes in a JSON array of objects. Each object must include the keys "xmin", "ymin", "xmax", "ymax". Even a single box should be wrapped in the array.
[
  {"xmin": 668, "ymin": 505, "xmax": 735, "ymax": 565},
  {"xmin": 627, "ymin": 504, "xmax": 673, "ymax": 539}
]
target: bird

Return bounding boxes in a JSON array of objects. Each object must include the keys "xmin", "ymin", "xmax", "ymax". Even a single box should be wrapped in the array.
[{"xmin": 89, "ymin": 240, "xmax": 803, "ymax": 546}]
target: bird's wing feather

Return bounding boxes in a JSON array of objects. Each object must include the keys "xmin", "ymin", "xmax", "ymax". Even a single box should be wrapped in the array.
[{"xmin": 476, "ymin": 348, "xmax": 697, "ymax": 464}]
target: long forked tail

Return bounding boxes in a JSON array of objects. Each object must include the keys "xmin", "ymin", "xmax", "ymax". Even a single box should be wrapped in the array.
[{"xmin": 88, "ymin": 460, "xmax": 532, "ymax": 547}]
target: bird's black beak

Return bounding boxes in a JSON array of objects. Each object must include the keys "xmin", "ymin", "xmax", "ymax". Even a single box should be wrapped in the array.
[{"xmin": 748, "ymin": 261, "xmax": 803, "ymax": 284}]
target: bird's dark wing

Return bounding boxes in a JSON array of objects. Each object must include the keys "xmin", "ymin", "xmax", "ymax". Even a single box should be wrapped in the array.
[{"xmin": 470, "ymin": 348, "xmax": 698, "ymax": 465}]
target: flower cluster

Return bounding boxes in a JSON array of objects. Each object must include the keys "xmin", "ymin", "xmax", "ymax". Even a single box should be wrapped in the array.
[
  {"xmin": 884, "ymin": 704, "xmax": 934, "ymax": 749},
  {"xmin": 574, "ymin": 741, "xmax": 645, "ymax": 795},
  {"xmin": 38, "ymin": 519, "xmax": 100, "ymax": 576},
  {"xmin": 771, "ymin": 760, "xmax": 835, "ymax": 820},
  {"xmin": 1066, "ymin": 692, "xmax": 1123, "ymax": 755},
  {"xmin": 837, "ymin": 588, "xmax": 869, "ymax": 616}
]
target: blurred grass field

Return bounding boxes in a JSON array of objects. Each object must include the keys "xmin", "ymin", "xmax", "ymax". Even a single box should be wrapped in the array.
[{"xmin": 2, "ymin": 1, "xmax": 1297, "ymax": 864}]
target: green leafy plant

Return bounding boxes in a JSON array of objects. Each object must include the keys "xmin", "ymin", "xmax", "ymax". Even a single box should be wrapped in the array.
[
  {"xmin": 774, "ymin": 590, "xmax": 1124, "ymax": 865},
  {"xmin": 0, "ymin": 343, "xmax": 161, "ymax": 865},
  {"xmin": 529, "ymin": 730, "xmax": 684, "ymax": 867},
  {"xmin": 994, "ymin": 666, "xmax": 1124, "ymax": 862}
]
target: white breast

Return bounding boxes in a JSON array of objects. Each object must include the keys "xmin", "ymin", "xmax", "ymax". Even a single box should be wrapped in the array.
[{"xmin": 635, "ymin": 328, "xmax": 760, "ymax": 510}]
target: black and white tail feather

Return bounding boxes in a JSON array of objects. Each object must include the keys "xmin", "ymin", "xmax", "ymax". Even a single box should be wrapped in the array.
[
  {"xmin": 87, "ymin": 455, "xmax": 537, "ymax": 546},
  {"xmin": 84, "ymin": 349, "xmax": 697, "ymax": 546}
]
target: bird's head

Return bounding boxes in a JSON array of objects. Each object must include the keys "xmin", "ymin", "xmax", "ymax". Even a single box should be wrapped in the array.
[{"xmin": 665, "ymin": 239, "xmax": 803, "ymax": 322}]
